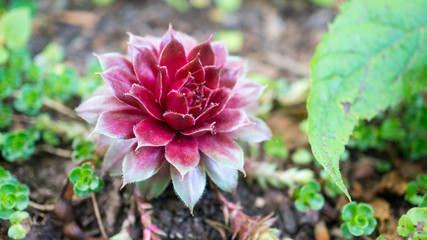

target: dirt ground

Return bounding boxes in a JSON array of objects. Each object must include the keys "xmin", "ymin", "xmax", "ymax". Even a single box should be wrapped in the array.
[{"xmin": 1, "ymin": 0, "xmax": 425, "ymax": 239}]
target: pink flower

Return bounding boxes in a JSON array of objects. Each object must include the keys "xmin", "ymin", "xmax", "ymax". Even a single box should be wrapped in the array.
[{"xmin": 76, "ymin": 27, "xmax": 271, "ymax": 210}]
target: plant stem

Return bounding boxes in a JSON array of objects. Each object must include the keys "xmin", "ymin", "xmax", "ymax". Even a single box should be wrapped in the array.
[{"xmin": 91, "ymin": 193, "xmax": 108, "ymax": 238}]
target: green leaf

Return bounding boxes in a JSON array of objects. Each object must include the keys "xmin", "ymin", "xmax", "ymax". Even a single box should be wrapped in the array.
[
  {"xmin": 264, "ymin": 134, "xmax": 289, "ymax": 159},
  {"xmin": 0, "ymin": 7, "xmax": 32, "ymax": 50},
  {"xmin": 308, "ymin": 0, "xmax": 427, "ymax": 199},
  {"xmin": 0, "ymin": 45, "xmax": 9, "ymax": 65},
  {"xmin": 9, "ymin": 211, "xmax": 29, "ymax": 224},
  {"xmin": 0, "ymin": 104, "xmax": 13, "ymax": 129},
  {"xmin": 7, "ymin": 223, "xmax": 28, "ymax": 239},
  {"xmin": 291, "ymin": 148, "xmax": 313, "ymax": 164}
]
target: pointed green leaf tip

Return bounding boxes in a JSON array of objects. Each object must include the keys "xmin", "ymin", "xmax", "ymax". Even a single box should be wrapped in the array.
[{"xmin": 307, "ymin": 0, "xmax": 427, "ymax": 200}]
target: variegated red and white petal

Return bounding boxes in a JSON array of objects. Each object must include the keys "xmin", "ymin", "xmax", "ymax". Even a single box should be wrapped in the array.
[
  {"xmin": 166, "ymin": 91, "xmax": 188, "ymax": 114},
  {"xmin": 94, "ymin": 108, "xmax": 148, "ymax": 139},
  {"xmin": 197, "ymin": 133, "xmax": 244, "ymax": 172},
  {"xmin": 128, "ymin": 33, "xmax": 159, "ymax": 58},
  {"xmin": 180, "ymin": 122, "xmax": 215, "ymax": 137},
  {"xmin": 203, "ymin": 154, "xmax": 237, "ymax": 192},
  {"xmin": 171, "ymin": 164, "xmax": 206, "ymax": 212},
  {"xmin": 174, "ymin": 56, "xmax": 204, "ymax": 84},
  {"xmin": 98, "ymin": 66, "xmax": 139, "ymax": 105},
  {"xmin": 95, "ymin": 53, "xmax": 134, "ymax": 73},
  {"xmin": 195, "ymin": 87, "xmax": 233, "ymax": 124},
  {"xmin": 128, "ymin": 44, "xmax": 159, "ymax": 91},
  {"xmin": 127, "ymin": 84, "xmax": 165, "ymax": 120},
  {"xmin": 163, "ymin": 112, "xmax": 195, "ymax": 130},
  {"xmin": 231, "ymin": 117, "xmax": 272, "ymax": 142},
  {"xmin": 227, "ymin": 78, "xmax": 265, "ymax": 110},
  {"xmin": 76, "ymin": 86, "xmax": 131, "ymax": 124},
  {"xmin": 160, "ymin": 27, "xmax": 197, "ymax": 54},
  {"xmin": 211, "ymin": 41, "xmax": 228, "ymax": 66},
  {"xmin": 102, "ymin": 138, "xmax": 136, "ymax": 176},
  {"xmin": 135, "ymin": 163, "xmax": 170, "ymax": 200},
  {"xmin": 212, "ymin": 109, "xmax": 251, "ymax": 133},
  {"xmin": 204, "ymin": 66, "xmax": 221, "ymax": 89},
  {"xmin": 165, "ymin": 134, "xmax": 199, "ymax": 177},
  {"xmin": 134, "ymin": 118, "xmax": 176, "ymax": 147},
  {"xmin": 160, "ymin": 35, "xmax": 187, "ymax": 80},
  {"xmin": 188, "ymin": 37, "xmax": 215, "ymax": 66},
  {"xmin": 219, "ymin": 57, "xmax": 246, "ymax": 89},
  {"xmin": 123, "ymin": 145, "xmax": 165, "ymax": 184}
]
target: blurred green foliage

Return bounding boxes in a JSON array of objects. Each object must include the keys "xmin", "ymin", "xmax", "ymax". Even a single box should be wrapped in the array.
[
  {"xmin": 405, "ymin": 174, "xmax": 427, "ymax": 207},
  {"xmin": 72, "ymin": 137, "xmax": 97, "ymax": 162},
  {"xmin": 349, "ymin": 94, "xmax": 427, "ymax": 160},
  {"xmin": 264, "ymin": 134, "xmax": 289, "ymax": 159}
]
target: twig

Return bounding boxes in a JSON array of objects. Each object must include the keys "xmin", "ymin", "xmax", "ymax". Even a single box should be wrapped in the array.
[
  {"xmin": 37, "ymin": 144, "xmax": 72, "ymax": 158},
  {"xmin": 13, "ymin": 114, "xmax": 35, "ymax": 124},
  {"xmin": 43, "ymin": 96, "xmax": 78, "ymax": 119},
  {"xmin": 91, "ymin": 193, "xmax": 108, "ymax": 239},
  {"xmin": 29, "ymin": 200, "xmax": 56, "ymax": 212}
]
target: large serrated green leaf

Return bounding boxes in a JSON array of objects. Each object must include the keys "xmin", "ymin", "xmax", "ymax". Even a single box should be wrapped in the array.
[{"xmin": 308, "ymin": 0, "xmax": 427, "ymax": 199}]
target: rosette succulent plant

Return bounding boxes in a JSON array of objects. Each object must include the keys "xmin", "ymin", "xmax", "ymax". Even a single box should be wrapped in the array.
[{"xmin": 76, "ymin": 27, "xmax": 271, "ymax": 210}]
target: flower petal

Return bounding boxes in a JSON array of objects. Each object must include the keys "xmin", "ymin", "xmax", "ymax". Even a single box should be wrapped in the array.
[
  {"xmin": 94, "ymin": 108, "xmax": 148, "ymax": 139},
  {"xmin": 95, "ymin": 53, "xmax": 134, "ymax": 73},
  {"xmin": 166, "ymin": 91, "xmax": 188, "ymax": 114},
  {"xmin": 123, "ymin": 145, "xmax": 165, "ymax": 184},
  {"xmin": 213, "ymin": 109, "xmax": 251, "ymax": 133},
  {"xmin": 128, "ymin": 33, "xmax": 159, "ymax": 57},
  {"xmin": 128, "ymin": 84, "xmax": 164, "ymax": 120},
  {"xmin": 134, "ymin": 118, "xmax": 176, "ymax": 147},
  {"xmin": 136, "ymin": 163, "xmax": 170, "ymax": 200},
  {"xmin": 76, "ymin": 86, "xmax": 131, "ymax": 124},
  {"xmin": 232, "ymin": 117, "xmax": 272, "ymax": 142},
  {"xmin": 156, "ymin": 66, "xmax": 170, "ymax": 107},
  {"xmin": 188, "ymin": 37, "xmax": 215, "ymax": 66},
  {"xmin": 165, "ymin": 134, "xmax": 199, "ymax": 176},
  {"xmin": 181, "ymin": 122, "xmax": 215, "ymax": 136},
  {"xmin": 197, "ymin": 133, "xmax": 244, "ymax": 172},
  {"xmin": 195, "ymin": 87, "xmax": 233, "ymax": 124},
  {"xmin": 212, "ymin": 41, "xmax": 228, "ymax": 66},
  {"xmin": 174, "ymin": 56, "xmax": 204, "ymax": 84},
  {"xmin": 204, "ymin": 66, "xmax": 221, "ymax": 89},
  {"xmin": 103, "ymin": 139, "xmax": 136, "ymax": 176},
  {"xmin": 171, "ymin": 164, "xmax": 206, "ymax": 212},
  {"xmin": 163, "ymin": 112, "xmax": 195, "ymax": 130},
  {"xmin": 99, "ymin": 66, "xmax": 139, "ymax": 104},
  {"xmin": 160, "ymin": 34, "xmax": 187, "ymax": 80},
  {"xmin": 219, "ymin": 58, "xmax": 246, "ymax": 89},
  {"xmin": 160, "ymin": 27, "xmax": 197, "ymax": 54},
  {"xmin": 203, "ymin": 154, "xmax": 237, "ymax": 192},
  {"xmin": 227, "ymin": 78, "xmax": 265, "ymax": 111},
  {"xmin": 128, "ymin": 44, "xmax": 158, "ymax": 91}
]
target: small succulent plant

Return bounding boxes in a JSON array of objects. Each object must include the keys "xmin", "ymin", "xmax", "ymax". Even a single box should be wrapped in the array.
[
  {"xmin": 7, "ymin": 211, "xmax": 31, "ymax": 240},
  {"xmin": 293, "ymin": 180, "xmax": 325, "ymax": 212},
  {"xmin": 13, "ymin": 84, "xmax": 44, "ymax": 116},
  {"xmin": 340, "ymin": 202, "xmax": 377, "ymax": 239},
  {"xmin": 0, "ymin": 166, "xmax": 30, "ymax": 220},
  {"xmin": 405, "ymin": 174, "xmax": 427, "ymax": 207},
  {"xmin": 71, "ymin": 137, "xmax": 96, "ymax": 162},
  {"xmin": 76, "ymin": 27, "xmax": 271, "ymax": 210},
  {"xmin": 1, "ymin": 130, "xmax": 38, "ymax": 162},
  {"xmin": 69, "ymin": 163, "xmax": 104, "ymax": 197},
  {"xmin": 0, "ymin": 104, "xmax": 13, "ymax": 129},
  {"xmin": 397, "ymin": 207, "xmax": 427, "ymax": 240}
]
